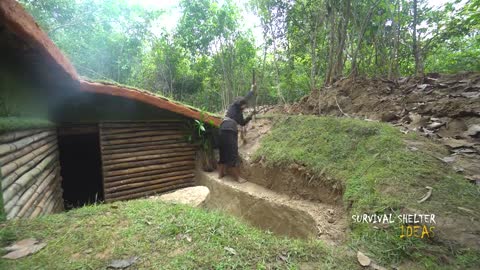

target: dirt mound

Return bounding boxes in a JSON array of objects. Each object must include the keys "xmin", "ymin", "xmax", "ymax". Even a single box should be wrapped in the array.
[{"xmin": 291, "ymin": 72, "xmax": 480, "ymax": 182}]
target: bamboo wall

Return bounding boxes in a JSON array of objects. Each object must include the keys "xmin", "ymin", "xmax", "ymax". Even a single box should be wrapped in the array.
[
  {"xmin": 0, "ymin": 129, "xmax": 64, "ymax": 219},
  {"xmin": 99, "ymin": 121, "xmax": 197, "ymax": 202}
]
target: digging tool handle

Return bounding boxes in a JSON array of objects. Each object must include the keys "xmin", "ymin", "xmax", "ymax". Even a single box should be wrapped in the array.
[{"xmin": 252, "ymin": 68, "xmax": 257, "ymax": 120}]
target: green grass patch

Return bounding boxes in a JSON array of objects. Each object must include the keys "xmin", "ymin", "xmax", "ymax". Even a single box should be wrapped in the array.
[
  {"xmin": 0, "ymin": 117, "xmax": 54, "ymax": 131},
  {"xmin": 254, "ymin": 115, "xmax": 480, "ymax": 269},
  {"xmin": 0, "ymin": 200, "xmax": 356, "ymax": 269}
]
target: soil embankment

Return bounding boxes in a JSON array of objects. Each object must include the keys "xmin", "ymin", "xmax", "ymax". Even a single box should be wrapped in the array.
[{"xmin": 291, "ymin": 73, "xmax": 480, "ymax": 183}]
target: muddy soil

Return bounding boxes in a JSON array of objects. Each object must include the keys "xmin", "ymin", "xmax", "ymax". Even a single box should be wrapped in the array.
[
  {"xmin": 197, "ymin": 170, "xmax": 347, "ymax": 243},
  {"xmin": 290, "ymin": 72, "xmax": 480, "ymax": 183}
]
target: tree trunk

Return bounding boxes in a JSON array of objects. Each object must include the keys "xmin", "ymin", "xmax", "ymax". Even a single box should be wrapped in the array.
[
  {"xmin": 412, "ymin": 0, "xmax": 421, "ymax": 76},
  {"xmin": 350, "ymin": 0, "xmax": 381, "ymax": 77},
  {"xmin": 333, "ymin": 0, "xmax": 350, "ymax": 81},
  {"xmin": 325, "ymin": 1, "xmax": 336, "ymax": 85}
]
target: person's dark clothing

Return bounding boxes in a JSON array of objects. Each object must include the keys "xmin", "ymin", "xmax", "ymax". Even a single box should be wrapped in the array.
[
  {"xmin": 218, "ymin": 129, "xmax": 238, "ymax": 167},
  {"xmin": 219, "ymin": 90, "xmax": 254, "ymax": 132},
  {"xmin": 218, "ymin": 90, "xmax": 254, "ymax": 166}
]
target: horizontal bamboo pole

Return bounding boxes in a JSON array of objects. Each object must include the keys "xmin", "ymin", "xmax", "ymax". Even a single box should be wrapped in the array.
[
  {"xmin": 105, "ymin": 178, "xmax": 194, "ymax": 200},
  {"xmin": 100, "ymin": 121, "xmax": 186, "ymax": 128},
  {"xmin": 0, "ymin": 130, "xmax": 55, "ymax": 157},
  {"xmin": 104, "ymin": 168, "xmax": 194, "ymax": 189},
  {"xmin": 104, "ymin": 165, "xmax": 194, "ymax": 183},
  {"xmin": 2, "ymin": 145, "xmax": 58, "ymax": 191},
  {"xmin": 102, "ymin": 141, "xmax": 194, "ymax": 154},
  {"xmin": 101, "ymin": 126, "xmax": 185, "ymax": 135},
  {"xmin": 107, "ymin": 182, "xmax": 194, "ymax": 202},
  {"xmin": 102, "ymin": 130, "xmax": 187, "ymax": 141},
  {"xmin": 0, "ymin": 135, "xmax": 56, "ymax": 165},
  {"xmin": 105, "ymin": 172, "xmax": 195, "ymax": 191},
  {"xmin": 103, "ymin": 150, "xmax": 194, "ymax": 166},
  {"xmin": 0, "ymin": 129, "xmax": 47, "ymax": 144},
  {"xmin": 104, "ymin": 155, "xmax": 194, "ymax": 172},
  {"xmin": 1, "ymin": 140, "xmax": 57, "ymax": 177},
  {"xmin": 102, "ymin": 147, "xmax": 195, "ymax": 162},
  {"xmin": 106, "ymin": 178, "xmax": 194, "ymax": 200},
  {"xmin": 103, "ymin": 160, "xmax": 195, "ymax": 177},
  {"xmin": 3, "ymin": 151, "xmax": 59, "ymax": 207},
  {"xmin": 13, "ymin": 165, "xmax": 59, "ymax": 218},
  {"xmin": 106, "ymin": 175, "xmax": 194, "ymax": 195},
  {"xmin": 101, "ymin": 140, "xmax": 190, "ymax": 150},
  {"xmin": 102, "ymin": 134, "xmax": 185, "ymax": 146}
]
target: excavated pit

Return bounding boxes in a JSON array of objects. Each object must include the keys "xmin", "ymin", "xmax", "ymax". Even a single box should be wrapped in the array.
[
  {"xmin": 196, "ymin": 170, "xmax": 346, "ymax": 243},
  {"xmin": 195, "ymin": 118, "xmax": 347, "ymax": 243}
]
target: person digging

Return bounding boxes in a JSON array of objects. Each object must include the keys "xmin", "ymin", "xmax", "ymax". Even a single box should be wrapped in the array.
[{"xmin": 217, "ymin": 84, "xmax": 256, "ymax": 183}]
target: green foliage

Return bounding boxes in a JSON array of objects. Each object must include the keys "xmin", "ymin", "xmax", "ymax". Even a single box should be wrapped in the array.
[
  {"xmin": 255, "ymin": 116, "xmax": 480, "ymax": 267},
  {"xmin": 19, "ymin": 0, "xmax": 480, "ymax": 111},
  {"xmin": 20, "ymin": 0, "xmax": 160, "ymax": 84},
  {"xmin": 426, "ymin": 34, "xmax": 480, "ymax": 73},
  {"xmin": 0, "ymin": 117, "xmax": 54, "ymax": 131},
  {"xmin": 0, "ymin": 199, "xmax": 356, "ymax": 269}
]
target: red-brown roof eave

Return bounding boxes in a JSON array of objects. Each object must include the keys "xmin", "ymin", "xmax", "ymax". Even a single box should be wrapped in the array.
[
  {"xmin": 0, "ymin": 0, "xmax": 78, "ymax": 81},
  {"xmin": 80, "ymin": 81, "xmax": 222, "ymax": 126}
]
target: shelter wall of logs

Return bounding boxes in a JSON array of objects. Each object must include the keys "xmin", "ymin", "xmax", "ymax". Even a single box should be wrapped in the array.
[
  {"xmin": 100, "ymin": 121, "xmax": 197, "ymax": 202},
  {"xmin": 0, "ymin": 129, "xmax": 64, "ymax": 219}
]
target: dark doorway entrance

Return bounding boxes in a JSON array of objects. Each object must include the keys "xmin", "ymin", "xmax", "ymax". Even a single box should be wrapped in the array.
[{"xmin": 57, "ymin": 125, "xmax": 103, "ymax": 209}]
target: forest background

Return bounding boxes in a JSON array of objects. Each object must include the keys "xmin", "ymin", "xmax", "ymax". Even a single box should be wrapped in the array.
[{"xmin": 20, "ymin": 0, "xmax": 480, "ymax": 112}]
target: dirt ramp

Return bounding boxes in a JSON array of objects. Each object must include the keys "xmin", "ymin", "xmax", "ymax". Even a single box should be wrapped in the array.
[
  {"xmin": 243, "ymin": 163, "xmax": 342, "ymax": 205},
  {"xmin": 197, "ymin": 171, "xmax": 317, "ymax": 239},
  {"xmin": 196, "ymin": 171, "xmax": 347, "ymax": 243}
]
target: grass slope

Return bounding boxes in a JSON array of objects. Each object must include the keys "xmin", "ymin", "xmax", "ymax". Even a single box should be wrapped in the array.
[
  {"xmin": 254, "ymin": 115, "xmax": 480, "ymax": 269},
  {"xmin": 0, "ymin": 117, "xmax": 54, "ymax": 131},
  {"xmin": 0, "ymin": 200, "xmax": 356, "ymax": 270}
]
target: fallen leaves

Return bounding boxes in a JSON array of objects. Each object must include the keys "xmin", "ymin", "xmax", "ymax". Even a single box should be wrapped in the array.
[
  {"xmin": 357, "ymin": 251, "xmax": 371, "ymax": 267},
  {"xmin": 224, "ymin": 246, "xmax": 237, "ymax": 256},
  {"xmin": 356, "ymin": 251, "xmax": 387, "ymax": 270},
  {"xmin": 175, "ymin": 233, "xmax": 192, "ymax": 242},
  {"xmin": 2, "ymin": 238, "xmax": 47, "ymax": 260},
  {"xmin": 417, "ymin": 186, "xmax": 433, "ymax": 203},
  {"xmin": 107, "ymin": 256, "xmax": 138, "ymax": 269}
]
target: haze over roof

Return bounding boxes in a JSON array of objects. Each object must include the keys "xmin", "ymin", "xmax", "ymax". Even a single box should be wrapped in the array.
[{"xmin": 0, "ymin": 0, "xmax": 221, "ymax": 126}]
